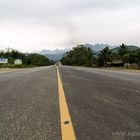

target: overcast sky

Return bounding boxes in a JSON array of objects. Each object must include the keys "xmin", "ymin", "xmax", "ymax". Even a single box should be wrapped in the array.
[{"xmin": 0, "ymin": 0, "xmax": 140, "ymax": 52}]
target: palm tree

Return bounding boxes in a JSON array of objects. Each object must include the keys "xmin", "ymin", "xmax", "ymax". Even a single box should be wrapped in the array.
[
  {"xmin": 99, "ymin": 47, "xmax": 114, "ymax": 66},
  {"xmin": 119, "ymin": 43, "xmax": 128, "ymax": 63}
]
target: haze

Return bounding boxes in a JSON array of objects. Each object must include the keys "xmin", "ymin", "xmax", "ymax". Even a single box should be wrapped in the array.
[{"xmin": 0, "ymin": 0, "xmax": 140, "ymax": 52}]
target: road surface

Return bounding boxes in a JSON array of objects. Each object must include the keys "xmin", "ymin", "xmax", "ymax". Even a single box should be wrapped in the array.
[{"xmin": 0, "ymin": 66, "xmax": 140, "ymax": 140}]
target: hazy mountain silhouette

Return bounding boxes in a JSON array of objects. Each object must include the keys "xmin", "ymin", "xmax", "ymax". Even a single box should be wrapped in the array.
[{"xmin": 39, "ymin": 44, "xmax": 139, "ymax": 60}]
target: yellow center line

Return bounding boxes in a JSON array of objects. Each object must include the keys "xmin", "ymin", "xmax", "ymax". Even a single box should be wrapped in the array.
[{"xmin": 57, "ymin": 66, "xmax": 77, "ymax": 140}]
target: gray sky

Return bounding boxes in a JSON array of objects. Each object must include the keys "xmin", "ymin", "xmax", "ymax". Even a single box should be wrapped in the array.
[{"xmin": 0, "ymin": 0, "xmax": 140, "ymax": 52}]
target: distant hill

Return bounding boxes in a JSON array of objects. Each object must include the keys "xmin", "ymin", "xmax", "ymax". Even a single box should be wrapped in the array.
[
  {"xmin": 111, "ymin": 45, "xmax": 139, "ymax": 53},
  {"xmin": 39, "ymin": 44, "xmax": 117, "ymax": 60},
  {"xmin": 44, "ymin": 53, "xmax": 65, "ymax": 61},
  {"xmin": 84, "ymin": 43, "xmax": 117, "ymax": 52},
  {"xmin": 39, "ymin": 44, "xmax": 140, "ymax": 60},
  {"xmin": 40, "ymin": 49, "xmax": 69, "ymax": 55},
  {"xmin": 39, "ymin": 49, "xmax": 69, "ymax": 61}
]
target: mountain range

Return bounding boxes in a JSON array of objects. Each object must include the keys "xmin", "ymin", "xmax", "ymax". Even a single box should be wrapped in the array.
[
  {"xmin": 39, "ymin": 44, "xmax": 140, "ymax": 61},
  {"xmin": 40, "ymin": 48, "xmax": 70, "ymax": 55},
  {"xmin": 111, "ymin": 45, "xmax": 139, "ymax": 53},
  {"xmin": 39, "ymin": 49, "xmax": 70, "ymax": 61}
]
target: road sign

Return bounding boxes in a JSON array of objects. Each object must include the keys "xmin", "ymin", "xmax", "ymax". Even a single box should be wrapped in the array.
[{"xmin": 0, "ymin": 58, "xmax": 8, "ymax": 64}]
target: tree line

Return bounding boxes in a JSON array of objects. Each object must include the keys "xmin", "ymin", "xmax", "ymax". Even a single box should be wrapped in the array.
[
  {"xmin": 0, "ymin": 48, "xmax": 53, "ymax": 67},
  {"xmin": 61, "ymin": 45, "xmax": 94, "ymax": 67},
  {"xmin": 61, "ymin": 44, "xmax": 140, "ymax": 68}
]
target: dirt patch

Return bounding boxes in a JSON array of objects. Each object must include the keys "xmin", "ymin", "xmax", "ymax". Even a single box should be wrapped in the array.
[
  {"xmin": 0, "ymin": 68, "xmax": 22, "ymax": 73},
  {"xmin": 100, "ymin": 67, "xmax": 140, "ymax": 74}
]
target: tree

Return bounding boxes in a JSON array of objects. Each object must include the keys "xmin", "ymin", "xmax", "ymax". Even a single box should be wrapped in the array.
[
  {"xmin": 118, "ymin": 43, "xmax": 129, "ymax": 63},
  {"xmin": 61, "ymin": 45, "xmax": 95, "ymax": 67},
  {"xmin": 0, "ymin": 50, "xmax": 5, "ymax": 57},
  {"xmin": 25, "ymin": 54, "xmax": 50, "ymax": 66},
  {"xmin": 0, "ymin": 48, "xmax": 25, "ymax": 60},
  {"xmin": 135, "ymin": 50, "xmax": 140, "ymax": 67},
  {"xmin": 97, "ymin": 47, "xmax": 114, "ymax": 66},
  {"xmin": 128, "ymin": 53, "xmax": 137, "ymax": 67},
  {"xmin": 0, "ymin": 48, "xmax": 52, "ymax": 67}
]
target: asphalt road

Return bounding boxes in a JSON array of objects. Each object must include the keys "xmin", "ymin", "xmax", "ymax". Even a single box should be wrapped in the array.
[
  {"xmin": 0, "ymin": 66, "xmax": 140, "ymax": 140},
  {"xmin": 0, "ymin": 66, "xmax": 61, "ymax": 140}
]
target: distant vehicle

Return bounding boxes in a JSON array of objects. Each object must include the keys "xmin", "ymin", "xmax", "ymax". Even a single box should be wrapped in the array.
[{"xmin": 56, "ymin": 62, "xmax": 61, "ymax": 66}]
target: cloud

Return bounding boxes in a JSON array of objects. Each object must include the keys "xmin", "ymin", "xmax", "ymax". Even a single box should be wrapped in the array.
[
  {"xmin": 0, "ymin": 0, "xmax": 140, "ymax": 52},
  {"xmin": 0, "ymin": 0, "xmax": 140, "ymax": 20}
]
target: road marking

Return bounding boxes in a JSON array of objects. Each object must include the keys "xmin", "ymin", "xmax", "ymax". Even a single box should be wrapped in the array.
[{"xmin": 57, "ymin": 67, "xmax": 76, "ymax": 140}]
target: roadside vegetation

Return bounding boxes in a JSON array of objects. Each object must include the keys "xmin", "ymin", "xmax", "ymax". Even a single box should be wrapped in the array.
[
  {"xmin": 61, "ymin": 45, "xmax": 95, "ymax": 67},
  {"xmin": 0, "ymin": 48, "xmax": 54, "ymax": 68},
  {"xmin": 61, "ymin": 44, "xmax": 140, "ymax": 69}
]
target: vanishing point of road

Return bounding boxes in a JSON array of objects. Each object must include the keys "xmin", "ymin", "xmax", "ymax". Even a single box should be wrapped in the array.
[{"xmin": 0, "ymin": 66, "xmax": 140, "ymax": 140}]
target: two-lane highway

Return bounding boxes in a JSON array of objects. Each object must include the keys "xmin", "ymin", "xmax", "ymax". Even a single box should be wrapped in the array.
[{"xmin": 0, "ymin": 66, "xmax": 140, "ymax": 140}]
